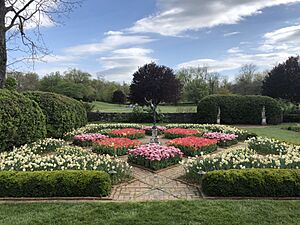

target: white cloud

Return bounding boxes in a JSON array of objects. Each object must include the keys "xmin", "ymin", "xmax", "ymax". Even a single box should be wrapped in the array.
[
  {"xmin": 227, "ymin": 47, "xmax": 242, "ymax": 54},
  {"xmin": 177, "ymin": 51, "xmax": 295, "ymax": 73},
  {"xmin": 65, "ymin": 32, "xmax": 154, "ymax": 55},
  {"xmin": 97, "ymin": 48, "xmax": 156, "ymax": 82},
  {"xmin": 224, "ymin": 31, "xmax": 241, "ymax": 37},
  {"xmin": 41, "ymin": 54, "xmax": 80, "ymax": 63},
  {"xmin": 127, "ymin": 0, "xmax": 300, "ymax": 36},
  {"xmin": 259, "ymin": 24, "xmax": 300, "ymax": 52}
]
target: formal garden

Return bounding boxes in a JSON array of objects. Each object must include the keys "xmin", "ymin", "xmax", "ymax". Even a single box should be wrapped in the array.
[{"xmin": 0, "ymin": 60, "xmax": 300, "ymax": 224}]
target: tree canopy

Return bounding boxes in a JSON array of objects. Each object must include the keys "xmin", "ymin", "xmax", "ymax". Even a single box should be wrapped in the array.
[
  {"xmin": 129, "ymin": 62, "xmax": 182, "ymax": 106},
  {"xmin": 262, "ymin": 56, "xmax": 300, "ymax": 102}
]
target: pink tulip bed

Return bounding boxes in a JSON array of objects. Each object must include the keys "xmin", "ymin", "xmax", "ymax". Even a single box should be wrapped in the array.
[
  {"xmin": 143, "ymin": 126, "xmax": 166, "ymax": 136},
  {"xmin": 128, "ymin": 144, "xmax": 184, "ymax": 170},
  {"xmin": 166, "ymin": 136, "xmax": 218, "ymax": 156},
  {"xmin": 73, "ymin": 133, "xmax": 108, "ymax": 147},
  {"xmin": 108, "ymin": 128, "xmax": 146, "ymax": 139},
  {"xmin": 203, "ymin": 132, "xmax": 238, "ymax": 147},
  {"xmin": 92, "ymin": 138, "xmax": 142, "ymax": 156},
  {"xmin": 164, "ymin": 128, "xmax": 203, "ymax": 139}
]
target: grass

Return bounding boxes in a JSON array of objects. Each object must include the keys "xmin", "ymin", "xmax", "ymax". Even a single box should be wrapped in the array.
[
  {"xmin": 92, "ymin": 101, "xmax": 197, "ymax": 113},
  {"xmin": 0, "ymin": 200, "xmax": 299, "ymax": 225},
  {"xmin": 241, "ymin": 123, "xmax": 300, "ymax": 145}
]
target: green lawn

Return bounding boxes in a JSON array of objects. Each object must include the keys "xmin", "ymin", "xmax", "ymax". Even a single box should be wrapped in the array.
[
  {"xmin": 92, "ymin": 101, "xmax": 197, "ymax": 113},
  {"xmin": 0, "ymin": 200, "xmax": 299, "ymax": 225},
  {"xmin": 241, "ymin": 124, "xmax": 300, "ymax": 145}
]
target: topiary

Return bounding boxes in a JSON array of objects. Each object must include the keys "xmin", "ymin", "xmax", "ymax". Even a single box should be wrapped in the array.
[
  {"xmin": 24, "ymin": 91, "xmax": 87, "ymax": 138},
  {"xmin": 0, "ymin": 89, "xmax": 46, "ymax": 151},
  {"xmin": 197, "ymin": 95, "xmax": 282, "ymax": 125}
]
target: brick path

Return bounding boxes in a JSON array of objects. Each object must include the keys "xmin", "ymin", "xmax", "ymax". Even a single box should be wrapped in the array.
[{"xmin": 110, "ymin": 136, "xmax": 247, "ymax": 201}]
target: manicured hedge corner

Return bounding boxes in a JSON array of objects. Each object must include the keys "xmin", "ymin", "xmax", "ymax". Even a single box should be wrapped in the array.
[
  {"xmin": 202, "ymin": 169, "xmax": 300, "ymax": 197},
  {"xmin": 24, "ymin": 91, "xmax": 87, "ymax": 138},
  {"xmin": 0, "ymin": 170, "xmax": 112, "ymax": 197},
  {"xmin": 197, "ymin": 95, "xmax": 283, "ymax": 125},
  {"xmin": 0, "ymin": 89, "xmax": 46, "ymax": 151}
]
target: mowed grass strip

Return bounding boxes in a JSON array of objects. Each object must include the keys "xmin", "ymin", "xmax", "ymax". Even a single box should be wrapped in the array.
[
  {"xmin": 243, "ymin": 124, "xmax": 300, "ymax": 145},
  {"xmin": 0, "ymin": 200, "xmax": 299, "ymax": 225},
  {"xmin": 92, "ymin": 101, "xmax": 197, "ymax": 113}
]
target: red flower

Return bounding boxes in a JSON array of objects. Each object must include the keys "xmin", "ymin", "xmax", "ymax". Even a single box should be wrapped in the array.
[
  {"xmin": 166, "ymin": 136, "xmax": 217, "ymax": 150},
  {"xmin": 110, "ymin": 128, "xmax": 145, "ymax": 136},
  {"xmin": 94, "ymin": 138, "xmax": 141, "ymax": 149},
  {"xmin": 164, "ymin": 128, "xmax": 200, "ymax": 136}
]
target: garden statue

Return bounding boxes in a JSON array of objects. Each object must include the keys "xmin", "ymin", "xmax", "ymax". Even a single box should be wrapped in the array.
[
  {"xmin": 262, "ymin": 106, "xmax": 267, "ymax": 125},
  {"xmin": 217, "ymin": 107, "xmax": 221, "ymax": 124},
  {"xmin": 145, "ymin": 98, "xmax": 160, "ymax": 144}
]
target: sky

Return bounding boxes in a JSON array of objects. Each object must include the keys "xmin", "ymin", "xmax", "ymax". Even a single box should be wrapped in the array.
[{"xmin": 8, "ymin": 0, "xmax": 300, "ymax": 83}]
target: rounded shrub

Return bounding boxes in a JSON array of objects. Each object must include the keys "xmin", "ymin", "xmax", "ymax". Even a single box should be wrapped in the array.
[
  {"xmin": 24, "ymin": 91, "xmax": 87, "ymax": 138},
  {"xmin": 197, "ymin": 95, "xmax": 282, "ymax": 124},
  {"xmin": 202, "ymin": 169, "xmax": 300, "ymax": 197},
  {"xmin": 0, "ymin": 89, "xmax": 46, "ymax": 151}
]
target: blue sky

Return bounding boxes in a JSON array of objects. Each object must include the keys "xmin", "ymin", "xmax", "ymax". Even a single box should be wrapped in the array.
[{"xmin": 8, "ymin": 0, "xmax": 300, "ymax": 82}]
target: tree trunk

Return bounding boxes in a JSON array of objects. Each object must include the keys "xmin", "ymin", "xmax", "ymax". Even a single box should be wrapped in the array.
[{"xmin": 0, "ymin": 0, "xmax": 6, "ymax": 88}]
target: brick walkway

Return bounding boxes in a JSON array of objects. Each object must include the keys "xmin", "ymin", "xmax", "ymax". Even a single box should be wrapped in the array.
[
  {"xmin": 110, "ymin": 136, "xmax": 247, "ymax": 201},
  {"xmin": 110, "ymin": 165, "xmax": 201, "ymax": 201}
]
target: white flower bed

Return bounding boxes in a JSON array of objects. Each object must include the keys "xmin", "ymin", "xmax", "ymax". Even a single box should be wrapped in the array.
[
  {"xmin": 246, "ymin": 136, "xmax": 291, "ymax": 155},
  {"xmin": 181, "ymin": 146, "xmax": 300, "ymax": 179},
  {"xmin": 0, "ymin": 144, "xmax": 132, "ymax": 184}
]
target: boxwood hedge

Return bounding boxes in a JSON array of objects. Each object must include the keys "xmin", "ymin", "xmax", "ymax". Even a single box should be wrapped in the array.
[
  {"xmin": 197, "ymin": 95, "xmax": 282, "ymax": 124},
  {"xmin": 24, "ymin": 91, "xmax": 87, "ymax": 138},
  {"xmin": 0, "ymin": 89, "xmax": 46, "ymax": 151},
  {"xmin": 0, "ymin": 170, "xmax": 111, "ymax": 197},
  {"xmin": 202, "ymin": 169, "xmax": 300, "ymax": 197}
]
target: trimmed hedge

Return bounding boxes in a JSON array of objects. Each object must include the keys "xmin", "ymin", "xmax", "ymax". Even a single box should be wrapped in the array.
[
  {"xmin": 0, "ymin": 90, "xmax": 46, "ymax": 151},
  {"xmin": 202, "ymin": 169, "xmax": 300, "ymax": 197},
  {"xmin": 197, "ymin": 95, "xmax": 282, "ymax": 125},
  {"xmin": 24, "ymin": 91, "xmax": 87, "ymax": 138},
  {"xmin": 0, "ymin": 170, "xmax": 111, "ymax": 197}
]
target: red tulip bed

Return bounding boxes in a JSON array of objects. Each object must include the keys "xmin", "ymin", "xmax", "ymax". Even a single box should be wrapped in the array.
[
  {"xmin": 164, "ymin": 128, "xmax": 202, "ymax": 139},
  {"xmin": 73, "ymin": 133, "xmax": 108, "ymax": 147},
  {"xmin": 108, "ymin": 128, "xmax": 145, "ymax": 139},
  {"xmin": 166, "ymin": 136, "xmax": 218, "ymax": 156},
  {"xmin": 203, "ymin": 132, "xmax": 238, "ymax": 147},
  {"xmin": 92, "ymin": 138, "xmax": 142, "ymax": 156},
  {"xmin": 128, "ymin": 144, "xmax": 183, "ymax": 170}
]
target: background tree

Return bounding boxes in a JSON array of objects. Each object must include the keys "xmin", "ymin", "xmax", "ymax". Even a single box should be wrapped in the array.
[
  {"xmin": 0, "ymin": 0, "xmax": 80, "ymax": 88},
  {"xmin": 262, "ymin": 56, "xmax": 300, "ymax": 102},
  {"xmin": 7, "ymin": 71, "xmax": 39, "ymax": 91},
  {"xmin": 231, "ymin": 64, "xmax": 265, "ymax": 95},
  {"xmin": 129, "ymin": 62, "xmax": 182, "ymax": 107},
  {"xmin": 184, "ymin": 79, "xmax": 208, "ymax": 103},
  {"xmin": 112, "ymin": 90, "xmax": 126, "ymax": 104}
]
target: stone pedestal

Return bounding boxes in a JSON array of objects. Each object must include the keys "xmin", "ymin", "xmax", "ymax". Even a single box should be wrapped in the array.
[{"xmin": 149, "ymin": 126, "xmax": 160, "ymax": 144}]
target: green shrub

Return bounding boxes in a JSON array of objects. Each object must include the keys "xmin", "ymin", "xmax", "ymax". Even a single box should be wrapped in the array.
[
  {"xmin": 202, "ymin": 169, "xmax": 300, "ymax": 197},
  {"xmin": 24, "ymin": 91, "xmax": 87, "ymax": 138},
  {"xmin": 197, "ymin": 95, "xmax": 282, "ymax": 124},
  {"xmin": 0, "ymin": 170, "xmax": 111, "ymax": 197},
  {"xmin": 0, "ymin": 90, "xmax": 46, "ymax": 151}
]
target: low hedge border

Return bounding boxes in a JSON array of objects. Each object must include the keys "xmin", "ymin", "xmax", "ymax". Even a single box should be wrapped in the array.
[
  {"xmin": 202, "ymin": 169, "xmax": 300, "ymax": 197},
  {"xmin": 0, "ymin": 170, "xmax": 111, "ymax": 197}
]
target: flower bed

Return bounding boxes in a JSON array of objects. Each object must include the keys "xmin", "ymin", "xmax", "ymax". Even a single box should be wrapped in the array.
[
  {"xmin": 181, "ymin": 147, "xmax": 300, "ymax": 182},
  {"xmin": 143, "ymin": 126, "xmax": 166, "ymax": 136},
  {"xmin": 63, "ymin": 123, "xmax": 142, "ymax": 140},
  {"xmin": 166, "ymin": 136, "xmax": 218, "ymax": 156},
  {"xmin": 92, "ymin": 138, "xmax": 141, "ymax": 156},
  {"xmin": 0, "ymin": 145, "xmax": 132, "ymax": 184},
  {"xmin": 73, "ymin": 133, "xmax": 108, "ymax": 147},
  {"xmin": 164, "ymin": 128, "xmax": 202, "ymax": 139},
  {"xmin": 29, "ymin": 138, "xmax": 66, "ymax": 154},
  {"xmin": 203, "ymin": 132, "xmax": 238, "ymax": 147},
  {"xmin": 165, "ymin": 124, "xmax": 253, "ymax": 140},
  {"xmin": 246, "ymin": 137, "xmax": 290, "ymax": 155},
  {"xmin": 128, "ymin": 144, "xmax": 183, "ymax": 170},
  {"xmin": 108, "ymin": 128, "xmax": 145, "ymax": 139}
]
